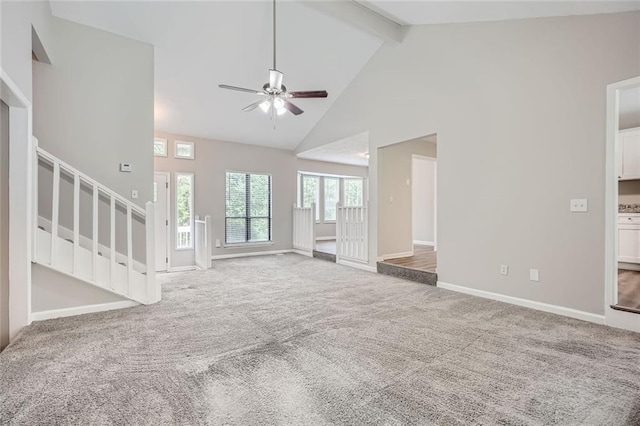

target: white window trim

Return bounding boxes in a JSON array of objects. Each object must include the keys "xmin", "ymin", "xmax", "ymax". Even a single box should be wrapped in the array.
[
  {"xmin": 175, "ymin": 172, "xmax": 194, "ymax": 250},
  {"xmin": 175, "ymin": 140, "xmax": 195, "ymax": 160},
  {"xmin": 154, "ymin": 137, "xmax": 168, "ymax": 157},
  {"xmin": 224, "ymin": 171, "xmax": 273, "ymax": 245},
  {"xmin": 299, "ymin": 172, "xmax": 364, "ymax": 223}
]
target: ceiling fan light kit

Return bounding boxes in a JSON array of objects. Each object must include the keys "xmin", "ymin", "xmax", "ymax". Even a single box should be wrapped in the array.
[{"xmin": 218, "ymin": 0, "xmax": 328, "ymax": 119}]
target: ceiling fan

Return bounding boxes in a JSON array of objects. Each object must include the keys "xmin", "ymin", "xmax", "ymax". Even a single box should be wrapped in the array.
[{"xmin": 218, "ymin": 0, "xmax": 328, "ymax": 117}]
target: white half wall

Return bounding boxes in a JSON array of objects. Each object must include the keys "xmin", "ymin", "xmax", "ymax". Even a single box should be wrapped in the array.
[{"xmin": 299, "ymin": 12, "xmax": 640, "ymax": 315}]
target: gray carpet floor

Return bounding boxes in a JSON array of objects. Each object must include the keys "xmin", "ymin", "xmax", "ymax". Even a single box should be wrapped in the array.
[{"xmin": 1, "ymin": 254, "xmax": 640, "ymax": 425}]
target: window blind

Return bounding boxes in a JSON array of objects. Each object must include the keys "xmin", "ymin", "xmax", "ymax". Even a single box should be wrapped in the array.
[{"xmin": 225, "ymin": 172, "xmax": 272, "ymax": 244}]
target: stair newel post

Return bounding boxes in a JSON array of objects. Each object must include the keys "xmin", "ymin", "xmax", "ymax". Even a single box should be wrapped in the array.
[
  {"xmin": 110, "ymin": 196, "xmax": 116, "ymax": 290},
  {"xmin": 73, "ymin": 173, "xmax": 80, "ymax": 274},
  {"xmin": 311, "ymin": 202, "xmax": 317, "ymax": 251},
  {"xmin": 32, "ymin": 142, "xmax": 39, "ymax": 261},
  {"xmin": 205, "ymin": 215, "xmax": 212, "ymax": 268},
  {"xmin": 144, "ymin": 201, "xmax": 157, "ymax": 303},
  {"xmin": 92, "ymin": 185, "xmax": 99, "ymax": 281},
  {"xmin": 51, "ymin": 162, "xmax": 60, "ymax": 266},
  {"xmin": 336, "ymin": 202, "xmax": 342, "ymax": 262},
  {"xmin": 126, "ymin": 204, "xmax": 133, "ymax": 295}
]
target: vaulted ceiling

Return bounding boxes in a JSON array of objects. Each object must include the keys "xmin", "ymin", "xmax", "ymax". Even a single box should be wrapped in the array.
[{"xmin": 49, "ymin": 1, "xmax": 640, "ymax": 151}]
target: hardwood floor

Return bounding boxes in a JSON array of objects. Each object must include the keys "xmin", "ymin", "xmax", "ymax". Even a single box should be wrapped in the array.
[
  {"xmin": 618, "ymin": 269, "xmax": 640, "ymax": 310},
  {"xmin": 381, "ymin": 245, "xmax": 437, "ymax": 273}
]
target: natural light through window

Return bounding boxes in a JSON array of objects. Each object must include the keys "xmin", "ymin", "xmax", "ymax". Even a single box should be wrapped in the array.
[
  {"xmin": 176, "ymin": 173, "xmax": 194, "ymax": 249},
  {"xmin": 344, "ymin": 178, "xmax": 363, "ymax": 207},
  {"xmin": 299, "ymin": 173, "xmax": 365, "ymax": 223},
  {"xmin": 225, "ymin": 172, "xmax": 272, "ymax": 244},
  {"xmin": 324, "ymin": 177, "xmax": 339, "ymax": 221},
  {"xmin": 154, "ymin": 138, "xmax": 167, "ymax": 157},
  {"xmin": 175, "ymin": 140, "xmax": 194, "ymax": 159},
  {"xmin": 301, "ymin": 175, "xmax": 320, "ymax": 221}
]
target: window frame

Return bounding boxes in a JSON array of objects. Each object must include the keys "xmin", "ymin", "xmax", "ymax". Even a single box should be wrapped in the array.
[
  {"xmin": 300, "ymin": 174, "xmax": 320, "ymax": 222},
  {"xmin": 175, "ymin": 172, "xmax": 194, "ymax": 250},
  {"xmin": 174, "ymin": 140, "xmax": 195, "ymax": 160},
  {"xmin": 154, "ymin": 137, "xmax": 168, "ymax": 157},
  {"xmin": 298, "ymin": 172, "xmax": 365, "ymax": 224},
  {"xmin": 224, "ymin": 171, "xmax": 273, "ymax": 246},
  {"xmin": 323, "ymin": 176, "xmax": 340, "ymax": 223}
]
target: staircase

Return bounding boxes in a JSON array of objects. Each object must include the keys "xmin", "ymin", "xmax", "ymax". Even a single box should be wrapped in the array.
[{"xmin": 32, "ymin": 145, "xmax": 159, "ymax": 305}]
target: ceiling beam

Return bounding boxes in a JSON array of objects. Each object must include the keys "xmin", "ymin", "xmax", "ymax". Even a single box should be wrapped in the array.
[{"xmin": 300, "ymin": 0, "xmax": 406, "ymax": 43}]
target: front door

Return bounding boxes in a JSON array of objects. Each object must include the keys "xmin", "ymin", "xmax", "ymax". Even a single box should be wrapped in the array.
[{"xmin": 154, "ymin": 173, "xmax": 169, "ymax": 272}]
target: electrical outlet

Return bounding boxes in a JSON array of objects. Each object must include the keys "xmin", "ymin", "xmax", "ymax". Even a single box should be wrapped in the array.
[
  {"xmin": 570, "ymin": 199, "xmax": 588, "ymax": 212},
  {"xmin": 215, "ymin": 239, "xmax": 221, "ymax": 248},
  {"xmin": 529, "ymin": 269, "xmax": 539, "ymax": 282},
  {"xmin": 131, "ymin": 189, "xmax": 138, "ymax": 199},
  {"xmin": 500, "ymin": 265, "xmax": 509, "ymax": 275},
  {"xmin": 389, "ymin": 196, "xmax": 393, "ymax": 203}
]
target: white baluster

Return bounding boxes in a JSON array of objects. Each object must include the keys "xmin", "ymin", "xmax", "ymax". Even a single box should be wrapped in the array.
[
  {"xmin": 73, "ymin": 173, "xmax": 80, "ymax": 274},
  {"xmin": 92, "ymin": 185, "xmax": 98, "ymax": 281},
  {"xmin": 51, "ymin": 162, "xmax": 60, "ymax": 266},
  {"xmin": 145, "ymin": 201, "xmax": 156, "ymax": 303},
  {"xmin": 126, "ymin": 204, "xmax": 133, "ymax": 295},
  {"xmin": 110, "ymin": 196, "xmax": 116, "ymax": 290}
]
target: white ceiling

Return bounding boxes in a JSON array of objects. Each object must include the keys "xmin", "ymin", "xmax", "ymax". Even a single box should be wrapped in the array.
[
  {"xmin": 49, "ymin": 1, "xmax": 383, "ymax": 150},
  {"xmin": 297, "ymin": 131, "xmax": 370, "ymax": 166},
  {"xmin": 367, "ymin": 1, "xmax": 640, "ymax": 26},
  {"xmin": 49, "ymin": 0, "xmax": 640, "ymax": 153}
]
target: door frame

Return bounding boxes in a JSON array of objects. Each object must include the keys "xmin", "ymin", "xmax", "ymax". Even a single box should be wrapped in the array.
[
  {"xmin": 154, "ymin": 171, "xmax": 171, "ymax": 272},
  {"xmin": 604, "ymin": 75, "xmax": 640, "ymax": 333},
  {"xmin": 1, "ymin": 68, "xmax": 34, "ymax": 341},
  {"xmin": 411, "ymin": 154, "xmax": 437, "ymax": 251}
]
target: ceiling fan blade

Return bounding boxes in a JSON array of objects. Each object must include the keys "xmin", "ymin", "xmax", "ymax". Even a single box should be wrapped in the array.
[
  {"xmin": 219, "ymin": 84, "xmax": 263, "ymax": 95},
  {"xmin": 288, "ymin": 90, "xmax": 328, "ymax": 99},
  {"xmin": 282, "ymin": 99, "xmax": 304, "ymax": 116},
  {"xmin": 242, "ymin": 100, "xmax": 266, "ymax": 112}
]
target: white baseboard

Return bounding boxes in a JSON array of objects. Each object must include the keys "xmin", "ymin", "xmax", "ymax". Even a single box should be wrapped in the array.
[
  {"xmin": 211, "ymin": 249, "xmax": 293, "ymax": 260},
  {"xmin": 316, "ymin": 236, "xmax": 336, "ymax": 241},
  {"xmin": 437, "ymin": 281, "xmax": 605, "ymax": 325},
  {"xmin": 168, "ymin": 265, "xmax": 197, "ymax": 272},
  {"xmin": 292, "ymin": 249, "xmax": 313, "ymax": 257},
  {"xmin": 337, "ymin": 259, "xmax": 377, "ymax": 273},
  {"xmin": 413, "ymin": 240, "xmax": 434, "ymax": 246},
  {"xmin": 377, "ymin": 251, "xmax": 414, "ymax": 261},
  {"xmin": 619, "ymin": 262, "xmax": 640, "ymax": 271},
  {"xmin": 31, "ymin": 300, "xmax": 139, "ymax": 322}
]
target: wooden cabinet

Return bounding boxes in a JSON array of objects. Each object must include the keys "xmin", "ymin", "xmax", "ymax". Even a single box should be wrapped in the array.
[
  {"xmin": 619, "ymin": 214, "xmax": 640, "ymax": 264},
  {"xmin": 619, "ymin": 128, "xmax": 640, "ymax": 180}
]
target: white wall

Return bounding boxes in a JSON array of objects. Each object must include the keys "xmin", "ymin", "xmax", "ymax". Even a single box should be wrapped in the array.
[
  {"xmin": 154, "ymin": 132, "xmax": 297, "ymax": 268},
  {"xmin": 296, "ymin": 158, "xmax": 368, "ymax": 238},
  {"xmin": 412, "ymin": 156, "xmax": 436, "ymax": 245},
  {"xmin": 32, "ymin": 265, "xmax": 126, "ymax": 312},
  {"xmin": 33, "ymin": 16, "xmax": 154, "ymax": 208},
  {"xmin": 378, "ymin": 138, "xmax": 436, "ymax": 257},
  {"xmin": 299, "ymin": 12, "xmax": 640, "ymax": 315},
  {"xmin": 0, "ymin": 101, "xmax": 9, "ymax": 350}
]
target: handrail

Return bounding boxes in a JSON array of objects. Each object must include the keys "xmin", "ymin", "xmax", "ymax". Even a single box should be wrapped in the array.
[
  {"xmin": 35, "ymin": 146, "xmax": 146, "ymax": 216},
  {"xmin": 34, "ymin": 144, "xmax": 158, "ymax": 304}
]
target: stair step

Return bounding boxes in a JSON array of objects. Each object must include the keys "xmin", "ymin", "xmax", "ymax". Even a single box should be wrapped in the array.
[
  {"xmin": 377, "ymin": 262, "xmax": 437, "ymax": 286},
  {"xmin": 313, "ymin": 250, "xmax": 336, "ymax": 263}
]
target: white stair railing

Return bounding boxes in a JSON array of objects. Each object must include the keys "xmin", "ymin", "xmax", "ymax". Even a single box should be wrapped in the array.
[
  {"xmin": 336, "ymin": 202, "xmax": 368, "ymax": 264},
  {"xmin": 33, "ymin": 145, "xmax": 158, "ymax": 305},
  {"xmin": 293, "ymin": 203, "xmax": 316, "ymax": 255},
  {"xmin": 195, "ymin": 215, "xmax": 212, "ymax": 270}
]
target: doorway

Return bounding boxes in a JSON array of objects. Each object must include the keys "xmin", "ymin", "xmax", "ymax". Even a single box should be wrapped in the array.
[
  {"xmin": 606, "ymin": 76, "xmax": 640, "ymax": 333},
  {"xmin": 154, "ymin": 172, "xmax": 170, "ymax": 272}
]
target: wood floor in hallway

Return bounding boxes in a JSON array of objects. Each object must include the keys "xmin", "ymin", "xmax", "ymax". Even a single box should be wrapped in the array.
[{"xmin": 381, "ymin": 245, "xmax": 437, "ymax": 273}]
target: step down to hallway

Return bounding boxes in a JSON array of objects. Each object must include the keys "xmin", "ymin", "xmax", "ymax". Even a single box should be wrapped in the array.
[
  {"xmin": 377, "ymin": 262, "xmax": 437, "ymax": 286},
  {"xmin": 313, "ymin": 250, "xmax": 336, "ymax": 263}
]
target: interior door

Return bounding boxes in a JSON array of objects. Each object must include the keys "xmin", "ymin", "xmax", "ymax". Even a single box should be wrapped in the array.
[{"xmin": 154, "ymin": 173, "xmax": 169, "ymax": 272}]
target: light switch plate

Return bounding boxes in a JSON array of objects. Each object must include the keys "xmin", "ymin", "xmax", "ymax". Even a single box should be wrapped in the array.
[
  {"xmin": 530, "ymin": 269, "xmax": 539, "ymax": 282},
  {"xmin": 500, "ymin": 265, "xmax": 509, "ymax": 275},
  {"xmin": 215, "ymin": 239, "xmax": 221, "ymax": 248},
  {"xmin": 570, "ymin": 199, "xmax": 588, "ymax": 212}
]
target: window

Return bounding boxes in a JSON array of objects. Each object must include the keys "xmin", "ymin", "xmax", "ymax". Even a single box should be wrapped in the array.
[
  {"xmin": 154, "ymin": 138, "xmax": 167, "ymax": 157},
  {"xmin": 324, "ymin": 177, "xmax": 340, "ymax": 221},
  {"xmin": 176, "ymin": 173, "xmax": 194, "ymax": 249},
  {"xmin": 225, "ymin": 172, "xmax": 272, "ymax": 244},
  {"xmin": 301, "ymin": 175, "xmax": 320, "ymax": 221},
  {"xmin": 344, "ymin": 178, "xmax": 364, "ymax": 206},
  {"xmin": 175, "ymin": 140, "xmax": 194, "ymax": 159}
]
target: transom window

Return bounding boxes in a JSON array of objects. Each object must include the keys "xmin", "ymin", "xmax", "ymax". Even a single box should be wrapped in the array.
[
  {"xmin": 175, "ymin": 140, "xmax": 195, "ymax": 159},
  {"xmin": 225, "ymin": 172, "xmax": 272, "ymax": 244},
  {"xmin": 154, "ymin": 138, "xmax": 167, "ymax": 157}
]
